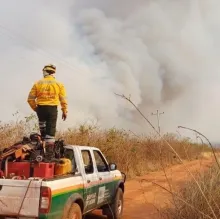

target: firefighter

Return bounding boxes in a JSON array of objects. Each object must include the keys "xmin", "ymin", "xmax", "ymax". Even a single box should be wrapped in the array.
[{"xmin": 27, "ymin": 64, "xmax": 68, "ymax": 161}]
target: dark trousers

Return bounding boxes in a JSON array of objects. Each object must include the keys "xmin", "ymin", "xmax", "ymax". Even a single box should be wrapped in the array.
[{"xmin": 36, "ymin": 105, "xmax": 58, "ymax": 139}]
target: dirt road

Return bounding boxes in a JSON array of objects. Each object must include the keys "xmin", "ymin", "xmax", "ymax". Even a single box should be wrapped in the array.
[{"xmin": 86, "ymin": 158, "xmax": 214, "ymax": 219}]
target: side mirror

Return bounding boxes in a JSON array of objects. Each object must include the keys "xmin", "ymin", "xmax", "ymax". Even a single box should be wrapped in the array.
[{"xmin": 109, "ymin": 163, "xmax": 117, "ymax": 171}]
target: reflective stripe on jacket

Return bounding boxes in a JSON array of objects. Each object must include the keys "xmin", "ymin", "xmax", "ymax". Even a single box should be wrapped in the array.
[{"xmin": 27, "ymin": 75, "xmax": 68, "ymax": 113}]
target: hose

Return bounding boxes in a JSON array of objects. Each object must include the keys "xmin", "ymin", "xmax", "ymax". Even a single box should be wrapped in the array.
[
  {"xmin": 4, "ymin": 156, "xmax": 12, "ymax": 178},
  {"xmin": 16, "ymin": 179, "xmax": 32, "ymax": 217}
]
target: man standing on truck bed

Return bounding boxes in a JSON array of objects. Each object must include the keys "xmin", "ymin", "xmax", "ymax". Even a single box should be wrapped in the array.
[{"xmin": 27, "ymin": 64, "xmax": 68, "ymax": 160}]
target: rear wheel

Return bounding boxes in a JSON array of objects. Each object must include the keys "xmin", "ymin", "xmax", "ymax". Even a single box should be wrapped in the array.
[
  {"xmin": 105, "ymin": 188, "xmax": 124, "ymax": 219},
  {"xmin": 67, "ymin": 203, "xmax": 82, "ymax": 219}
]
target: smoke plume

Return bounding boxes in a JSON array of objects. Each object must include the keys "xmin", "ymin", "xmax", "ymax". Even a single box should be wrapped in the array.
[{"xmin": 0, "ymin": 0, "xmax": 220, "ymax": 141}]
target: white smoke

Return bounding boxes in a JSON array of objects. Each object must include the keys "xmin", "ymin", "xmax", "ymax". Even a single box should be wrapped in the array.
[{"xmin": 1, "ymin": 0, "xmax": 220, "ymax": 141}]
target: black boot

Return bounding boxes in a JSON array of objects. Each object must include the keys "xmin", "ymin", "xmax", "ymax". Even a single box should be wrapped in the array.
[
  {"xmin": 44, "ymin": 143, "xmax": 55, "ymax": 162},
  {"xmin": 44, "ymin": 143, "xmax": 59, "ymax": 163}
]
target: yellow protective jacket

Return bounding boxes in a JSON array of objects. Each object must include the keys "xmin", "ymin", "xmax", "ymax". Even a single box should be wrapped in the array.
[{"xmin": 27, "ymin": 75, "xmax": 68, "ymax": 113}]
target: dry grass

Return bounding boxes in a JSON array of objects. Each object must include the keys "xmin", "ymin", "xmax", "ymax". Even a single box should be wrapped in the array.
[
  {"xmin": 0, "ymin": 115, "xmax": 211, "ymax": 179},
  {"xmin": 163, "ymin": 164, "xmax": 220, "ymax": 219},
  {"xmin": 0, "ymin": 121, "xmax": 26, "ymax": 147},
  {"xmin": 57, "ymin": 127, "xmax": 211, "ymax": 178}
]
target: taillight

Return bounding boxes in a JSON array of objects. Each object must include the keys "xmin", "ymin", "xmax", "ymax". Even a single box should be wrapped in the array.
[{"xmin": 40, "ymin": 186, "xmax": 51, "ymax": 214}]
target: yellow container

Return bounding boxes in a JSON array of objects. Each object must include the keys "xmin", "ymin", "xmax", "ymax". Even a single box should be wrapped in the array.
[{"xmin": 55, "ymin": 158, "xmax": 72, "ymax": 176}]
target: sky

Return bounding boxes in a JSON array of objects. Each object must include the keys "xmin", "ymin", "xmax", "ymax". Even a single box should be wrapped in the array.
[{"xmin": 1, "ymin": 0, "xmax": 220, "ymax": 142}]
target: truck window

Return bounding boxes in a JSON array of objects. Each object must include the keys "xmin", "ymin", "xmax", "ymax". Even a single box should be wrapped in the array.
[
  {"xmin": 63, "ymin": 148, "xmax": 77, "ymax": 172},
  {"xmin": 81, "ymin": 150, "xmax": 94, "ymax": 174},
  {"xmin": 93, "ymin": 150, "xmax": 109, "ymax": 172},
  {"xmin": 64, "ymin": 148, "xmax": 74, "ymax": 160}
]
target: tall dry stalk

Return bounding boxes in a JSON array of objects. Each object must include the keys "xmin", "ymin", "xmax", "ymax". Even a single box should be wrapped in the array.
[{"xmin": 178, "ymin": 126, "xmax": 220, "ymax": 170}]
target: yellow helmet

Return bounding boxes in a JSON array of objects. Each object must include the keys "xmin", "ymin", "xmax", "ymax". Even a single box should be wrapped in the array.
[{"xmin": 43, "ymin": 64, "xmax": 56, "ymax": 73}]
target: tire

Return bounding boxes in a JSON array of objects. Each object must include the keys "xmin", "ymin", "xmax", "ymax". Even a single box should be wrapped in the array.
[
  {"xmin": 67, "ymin": 203, "xmax": 82, "ymax": 219},
  {"xmin": 106, "ymin": 188, "xmax": 124, "ymax": 219}
]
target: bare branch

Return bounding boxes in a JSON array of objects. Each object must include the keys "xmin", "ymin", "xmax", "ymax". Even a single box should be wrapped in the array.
[
  {"xmin": 178, "ymin": 126, "xmax": 220, "ymax": 170},
  {"xmin": 115, "ymin": 93, "xmax": 158, "ymax": 133}
]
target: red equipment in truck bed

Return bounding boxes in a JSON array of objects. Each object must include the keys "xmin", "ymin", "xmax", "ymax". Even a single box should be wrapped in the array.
[
  {"xmin": 7, "ymin": 162, "xmax": 31, "ymax": 178},
  {"xmin": 33, "ymin": 162, "xmax": 55, "ymax": 179}
]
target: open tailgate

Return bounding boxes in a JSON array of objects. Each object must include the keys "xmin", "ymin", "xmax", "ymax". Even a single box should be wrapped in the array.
[{"xmin": 0, "ymin": 179, "xmax": 42, "ymax": 217}]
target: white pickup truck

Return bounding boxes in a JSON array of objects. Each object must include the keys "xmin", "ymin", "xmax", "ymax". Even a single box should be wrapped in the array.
[{"xmin": 0, "ymin": 145, "xmax": 126, "ymax": 219}]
